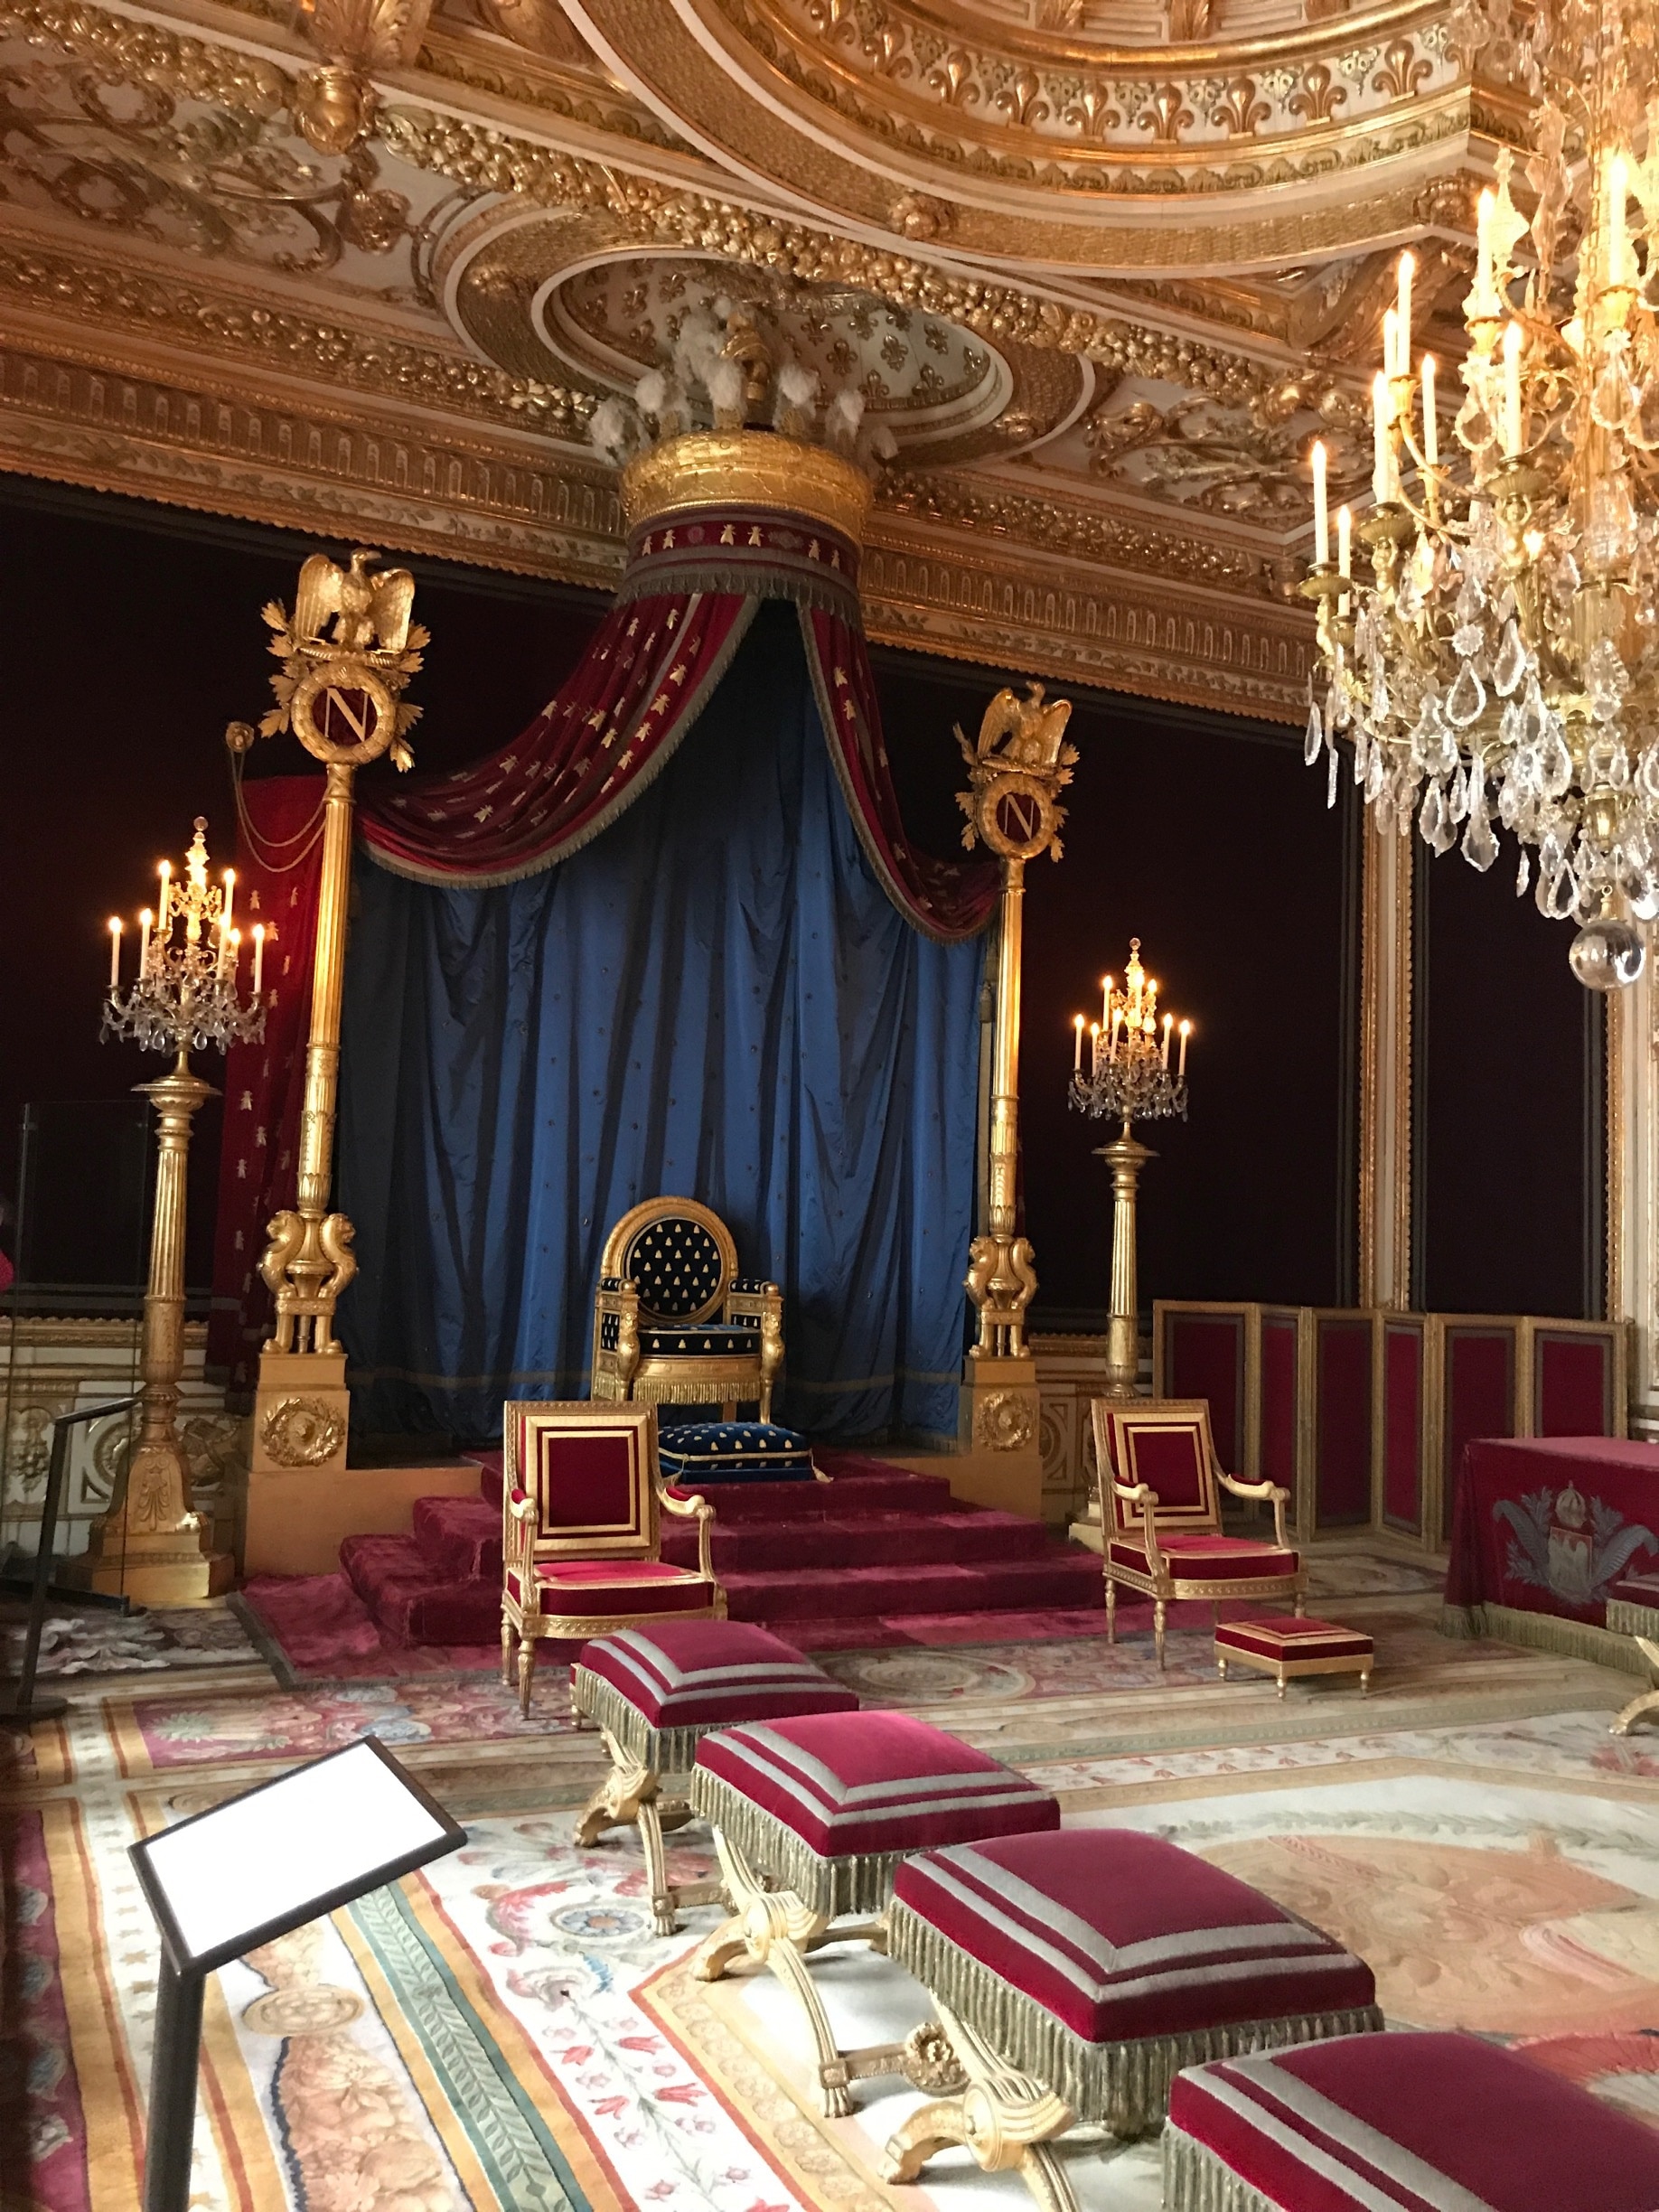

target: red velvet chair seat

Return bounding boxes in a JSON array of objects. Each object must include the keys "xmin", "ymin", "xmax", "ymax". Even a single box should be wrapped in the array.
[
  {"xmin": 504, "ymin": 1558, "xmax": 715, "ymax": 1615},
  {"xmin": 1107, "ymin": 1534, "xmax": 1300, "ymax": 1581},
  {"xmin": 690, "ymin": 1710, "xmax": 1057, "ymax": 1917},
  {"xmin": 1165, "ymin": 2031, "xmax": 1659, "ymax": 2212},
  {"xmin": 574, "ymin": 1620, "xmax": 857, "ymax": 1768},
  {"xmin": 1214, "ymin": 1617, "xmax": 1373, "ymax": 1666}
]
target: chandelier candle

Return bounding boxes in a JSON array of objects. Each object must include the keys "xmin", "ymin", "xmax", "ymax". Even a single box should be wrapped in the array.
[
  {"xmin": 1069, "ymin": 938, "xmax": 1193, "ymax": 1401},
  {"xmin": 1304, "ymin": 0, "xmax": 1659, "ymax": 991},
  {"xmin": 81, "ymin": 819, "xmax": 264, "ymax": 1605}
]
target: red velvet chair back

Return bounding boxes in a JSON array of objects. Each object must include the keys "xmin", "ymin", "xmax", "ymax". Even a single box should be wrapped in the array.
[
  {"xmin": 1097, "ymin": 1401, "xmax": 1221, "ymax": 1538},
  {"xmin": 503, "ymin": 1401, "xmax": 660, "ymax": 1560}
]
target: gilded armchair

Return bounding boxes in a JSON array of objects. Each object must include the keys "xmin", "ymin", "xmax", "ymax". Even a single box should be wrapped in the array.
[
  {"xmin": 500, "ymin": 1401, "xmax": 724, "ymax": 1717},
  {"xmin": 591, "ymin": 1196, "xmax": 784, "ymax": 1422},
  {"xmin": 1092, "ymin": 1398, "xmax": 1305, "ymax": 1668}
]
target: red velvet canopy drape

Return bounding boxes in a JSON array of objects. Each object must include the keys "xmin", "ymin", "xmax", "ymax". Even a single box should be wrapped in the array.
[{"xmin": 357, "ymin": 506, "xmax": 998, "ymax": 942}]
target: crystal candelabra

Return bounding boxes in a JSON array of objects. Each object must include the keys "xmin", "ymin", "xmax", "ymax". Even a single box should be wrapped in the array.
[
  {"xmin": 1069, "ymin": 940, "xmax": 1192, "ymax": 1405},
  {"xmin": 79, "ymin": 819, "xmax": 265, "ymax": 1604},
  {"xmin": 1304, "ymin": 0, "xmax": 1659, "ymax": 990}
]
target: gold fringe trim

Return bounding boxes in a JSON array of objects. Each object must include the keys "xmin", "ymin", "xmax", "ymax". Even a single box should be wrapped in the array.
[
  {"xmin": 1607, "ymin": 1597, "xmax": 1659, "ymax": 1642},
  {"xmin": 1439, "ymin": 1600, "xmax": 1647, "ymax": 1676},
  {"xmin": 570, "ymin": 1666, "xmax": 718, "ymax": 1776},
  {"xmin": 688, "ymin": 1767, "xmax": 906, "ymax": 1917},
  {"xmin": 886, "ymin": 1902, "xmax": 1382, "ymax": 2133},
  {"xmin": 1162, "ymin": 2123, "xmax": 1279, "ymax": 2212}
]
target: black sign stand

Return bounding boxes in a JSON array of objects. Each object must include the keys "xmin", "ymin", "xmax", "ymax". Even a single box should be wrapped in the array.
[
  {"xmin": 128, "ymin": 1736, "xmax": 464, "ymax": 2212},
  {"xmin": 0, "ymin": 1394, "xmax": 138, "ymax": 1727}
]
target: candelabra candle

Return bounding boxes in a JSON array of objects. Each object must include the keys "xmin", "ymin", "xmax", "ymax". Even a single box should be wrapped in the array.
[
  {"xmin": 1067, "ymin": 937, "xmax": 1192, "ymax": 1128},
  {"xmin": 103, "ymin": 818, "xmax": 265, "ymax": 1058}
]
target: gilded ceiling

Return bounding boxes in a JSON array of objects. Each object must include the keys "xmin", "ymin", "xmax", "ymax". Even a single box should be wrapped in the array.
[{"xmin": 0, "ymin": 0, "xmax": 1519, "ymax": 717}]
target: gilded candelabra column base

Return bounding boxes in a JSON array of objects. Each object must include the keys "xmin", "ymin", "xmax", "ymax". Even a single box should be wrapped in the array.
[
  {"xmin": 67, "ymin": 1060, "xmax": 235, "ymax": 1607},
  {"xmin": 1096, "ymin": 1129, "xmax": 1155, "ymax": 1402},
  {"xmin": 74, "ymin": 1489, "xmax": 236, "ymax": 1606}
]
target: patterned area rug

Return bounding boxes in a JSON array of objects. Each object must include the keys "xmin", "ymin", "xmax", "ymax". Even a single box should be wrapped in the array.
[
  {"xmin": 1, "ymin": 1601, "xmax": 262, "ymax": 1678},
  {"xmin": 6, "ymin": 1585, "xmax": 1652, "ymax": 2212}
]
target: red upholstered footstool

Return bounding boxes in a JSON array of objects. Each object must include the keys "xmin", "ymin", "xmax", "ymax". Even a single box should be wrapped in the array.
[
  {"xmin": 571, "ymin": 1621, "xmax": 858, "ymax": 1934},
  {"xmin": 882, "ymin": 1829, "xmax": 1379, "ymax": 2212},
  {"xmin": 689, "ymin": 1710, "xmax": 1058, "ymax": 2115},
  {"xmin": 1164, "ymin": 2030, "xmax": 1659, "ymax": 2212},
  {"xmin": 1215, "ymin": 1615, "xmax": 1373, "ymax": 1700}
]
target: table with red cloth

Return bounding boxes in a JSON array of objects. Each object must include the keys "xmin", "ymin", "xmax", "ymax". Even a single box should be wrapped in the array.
[{"xmin": 1445, "ymin": 1435, "xmax": 1659, "ymax": 1636}]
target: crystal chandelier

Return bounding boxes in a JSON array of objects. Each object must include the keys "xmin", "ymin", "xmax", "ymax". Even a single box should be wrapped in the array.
[
  {"xmin": 1305, "ymin": 0, "xmax": 1659, "ymax": 989},
  {"xmin": 1068, "ymin": 939, "xmax": 1191, "ymax": 1127}
]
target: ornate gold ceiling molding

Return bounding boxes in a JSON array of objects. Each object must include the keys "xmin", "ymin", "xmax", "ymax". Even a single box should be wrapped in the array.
[
  {"xmin": 0, "ymin": 320, "xmax": 1306, "ymax": 718},
  {"xmin": 0, "ymin": 236, "xmax": 596, "ymax": 436},
  {"xmin": 719, "ymin": 0, "xmax": 1460, "ymax": 183},
  {"xmin": 0, "ymin": 0, "xmax": 293, "ymax": 110},
  {"xmin": 560, "ymin": 0, "xmax": 1467, "ymax": 265}
]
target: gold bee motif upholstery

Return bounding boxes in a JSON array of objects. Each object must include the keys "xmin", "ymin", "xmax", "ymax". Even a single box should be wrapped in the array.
[{"xmin": 592, "ymin": 1195, "xmax": 785, "ymax": 1422}]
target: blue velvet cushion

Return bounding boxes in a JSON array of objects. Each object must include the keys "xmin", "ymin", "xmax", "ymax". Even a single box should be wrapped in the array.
[
  {"xmin": 659, "ymin": 1421, "xmax": 813, "ymax": 1482},
  {"xmin": 640, "ymin": 1324, "xmax": 759, "ymax": 1356}
]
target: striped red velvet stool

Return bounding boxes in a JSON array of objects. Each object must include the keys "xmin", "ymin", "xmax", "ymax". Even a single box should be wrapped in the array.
[
  {"xmin": 571, "ymin": 1621, "xmax": 858, "ymax": 1936},
  {"xmin": 881, "ymin": 1829, "xmax": 1380, "ymax": 2212},
  {"xmin": 1163, "ymin": 2030, "xmax": 1659, "ymax": 2212},
  {"xmin": 689, "ymin": 1709, "xmax": 1059, "ymax": 2116},
  {"xmin": 1215, "ymin": 1616, "xmax": 1373, "ymax": 1700}
]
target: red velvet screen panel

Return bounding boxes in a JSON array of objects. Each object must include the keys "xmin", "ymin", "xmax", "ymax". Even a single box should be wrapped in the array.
[
  {"xmin": 1440, "ymin": 1324, "xmax": 1518, "ymax": 1542},
  {"xmin": 1259, "ymin": 1310, "xmax": 1300, "ymax": 1504},
  {"xmin": 1315, "ymin": 1314, "xmax": 1373, "ymax": 1528},
  {"xmin": 1533, "ymin": 1329, "xmax": 1615, "ymax": 1437},
  {"xmin": 1161, "ymin": 1309, "xmax": 1248, "ymax": 1475},
  {"xmin": 1381, "ymin": 1317, "xmax": 1426, "ymax": 1535}
]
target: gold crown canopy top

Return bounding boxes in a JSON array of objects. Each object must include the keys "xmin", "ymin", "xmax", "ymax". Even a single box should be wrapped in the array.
[{"xmin": 621, "ymin": 431, "xmax": 874, "ymax": 547}]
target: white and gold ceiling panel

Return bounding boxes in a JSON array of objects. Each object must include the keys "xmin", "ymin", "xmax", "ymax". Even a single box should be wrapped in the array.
[{"xmin": 0, "ymin": 0, "xmax": 1514, "ymax": 715}]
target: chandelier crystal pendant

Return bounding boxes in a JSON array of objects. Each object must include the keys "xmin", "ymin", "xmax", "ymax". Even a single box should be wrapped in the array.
[{"xmin": 1304, "ymin": 0, "xmax": 1659, "ymax": 989}]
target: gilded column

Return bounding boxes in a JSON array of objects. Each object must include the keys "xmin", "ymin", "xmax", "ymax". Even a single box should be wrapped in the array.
[
  {"xmin": 1358, "ymin": 824, "xmax": 1414, "ymax": 1310},
  {"xmin": 956, "ymin": 685, "xmax": 1076, "ymax": 1510},
  {"xmin": 1608, "ymin": 959, "xmax": 1657, "ymax": 1434},
  {"xmin": 233, "ymin": 553, "xmax": 425, "ymax": 1536}
]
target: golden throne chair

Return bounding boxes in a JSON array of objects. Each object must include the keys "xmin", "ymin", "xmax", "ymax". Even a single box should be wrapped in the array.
[
  {"xmin": 500, "ymin": 1401, "xmax": 724, "ymax": 1716},
  {"xmin": 1092, "ymin": 1398, "xmax": 1305, "ymax": 1668},
  {"xmin": 591, "ymin": 1196, "xmax": 784, "ymax": 1422}
]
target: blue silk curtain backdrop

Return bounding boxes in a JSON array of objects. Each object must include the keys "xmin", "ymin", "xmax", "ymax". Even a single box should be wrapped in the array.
[{"xmin": 337, "ymin": 605, "xmax": 983, "ymax": 1445}]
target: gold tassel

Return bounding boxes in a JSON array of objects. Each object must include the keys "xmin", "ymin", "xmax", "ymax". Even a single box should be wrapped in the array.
[
  {"xmin": 887, "ymin": 1902, "xmax": 1381, "ymax": 2132},
  {"xmin": 1442, "ymin": 1601, "xmax": 1646, "ymax": 1676},
  {"xmin": 570, "ymin": 1667, "xmax": 715, "ymax": 1776},
  {"xmin": 688, "ymin": 1768, "xmax": 911, "ymax": 1917}
]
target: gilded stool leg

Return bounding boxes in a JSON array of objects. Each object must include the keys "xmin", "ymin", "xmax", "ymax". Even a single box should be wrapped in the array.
[
  {"xmin": 500, "ymin": 1617, "xmax": 515, "ymax": 1689},
  {"xmin": 1217, "ymin": 1653, "xmax": 1228, "ymax": 1681},
  {"xmin": 1153, "ymin": 1598, "xmax": 1167, "ymax": 1670},
  {"xmin": 518, "ymin": 1636, "xmax": 537, "ymax": 1719},
  {"xmin": 880, "ymin": 2005, "xmax": 1078, "ymax": 2212},
  {"xmin": 1104, "ymin": 1578, "xmax": 1117, "ymax": 1645},
  {"xmin": 635, "ymin": 1796, "xmax": 679, "ymax": 1938},
  {"xmin": 1361, "ymin": 1669, "xmax": 1372, "ymax": 1696},
  {"xmin": 1612, "ymin": 1636, "xmax": 1659, "ymax": 1735},
  {"xmin": 1276, "ymin": 1668, "xmax": 1288, "ymax": 1701},
  {"xmin": 692, "ymin": 1830, "xmax": 904, "ymax": 2118}
]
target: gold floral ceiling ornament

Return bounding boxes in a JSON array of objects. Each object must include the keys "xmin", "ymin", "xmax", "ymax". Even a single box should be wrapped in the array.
[
  {"xmin": 1306, "ymin": 0, "xmax": 1659, "ymax": 989},
  {"xmin": 294, "ymin": 0, "xmax": 436, "ymax": 155}
]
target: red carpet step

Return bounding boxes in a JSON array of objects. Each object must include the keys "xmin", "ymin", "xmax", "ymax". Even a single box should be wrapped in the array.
[{"xmin": 340, "ymin": 1452, "xmax": 1104, "ymax": 1648}]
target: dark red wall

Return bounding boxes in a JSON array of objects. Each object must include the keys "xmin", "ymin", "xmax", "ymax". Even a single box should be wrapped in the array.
[
  {"xmin": 1418, "ymin": 841, "xmax": 1600, "ymax": 1318},
  {"xmin": 873, "ymin": 651, "xmax": 1359, "ymax": 1321}
]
